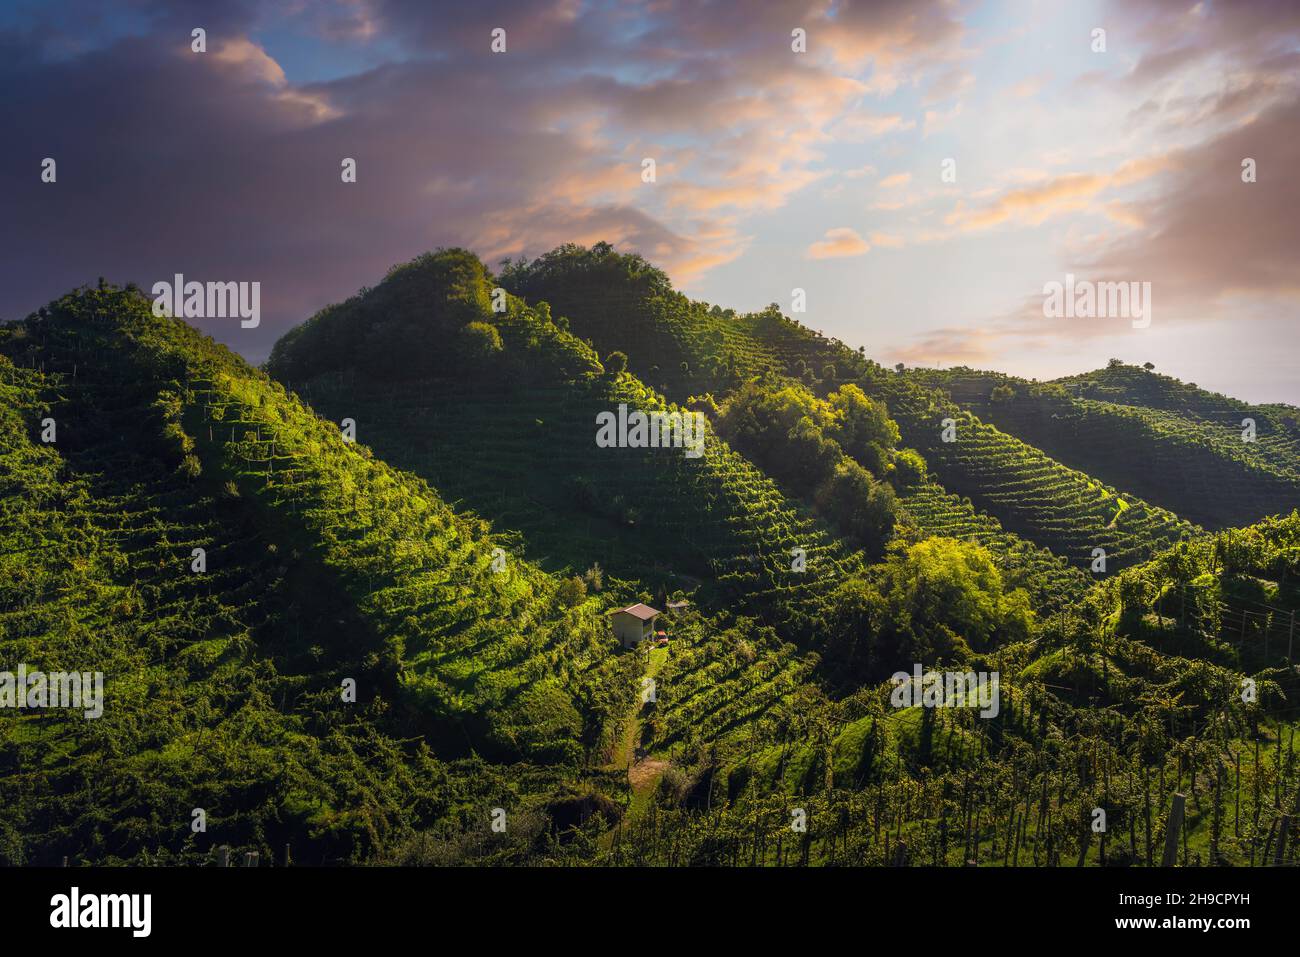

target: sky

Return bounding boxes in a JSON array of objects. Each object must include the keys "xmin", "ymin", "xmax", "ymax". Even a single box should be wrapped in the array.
[{"xmin": 2, "ymin": 0, "xmax": 1298, "ymax": 402}]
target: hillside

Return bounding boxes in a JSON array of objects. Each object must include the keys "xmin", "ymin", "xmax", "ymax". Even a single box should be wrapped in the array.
[
  {"xmin": 268, "ymin": 249, "xmax": 870, "ymax": 645},
  {"xmin": 904, "ymin": 365, "xmax": 1300, "ymax": 530},
  {"xmin": 0, "ymin": 284, "xmax": 636, "ymax": 865},
  {"xmin": 6, "ymin": 251, "xmax": 1299, "ymax": 872},
  {"xmin": 501, "ymin": 244, "xmax": 1191, "ymax": 578},
  {"xmin": 602, "ymin": 511, "xmax": 1300, "ymax": 866}
]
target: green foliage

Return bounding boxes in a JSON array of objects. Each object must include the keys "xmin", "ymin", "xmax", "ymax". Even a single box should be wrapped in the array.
[
  {"xmin": 715, "ymin": 380, "xmax": 899, "ymax": 553},
  {"xmin": 891, "ymin": 448, "xmax": 927, "ymax": 487},
  {"xmin": 268, "ymin": 248, "xmax": 601, "ymax": 386},
  {"xmin": 457, "ymin": 321, "xmax": 504, "ymax": 365},
  {"xmin": 8, "ymin": 244, "xmax": 1300, "ymax": 871},
  {"xmin": 0, "ymin": 285, "xmax": 635, "ymax": 864}
]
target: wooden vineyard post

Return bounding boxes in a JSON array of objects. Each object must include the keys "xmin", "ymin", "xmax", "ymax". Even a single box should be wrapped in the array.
[
  {"xmin": 1275, "ymin": 815, "xmax": 1291, "ymax": 867},
  {"xmin": 217, "ymin": 846, "xmax": 230, "ymax": 868},
  {"xmin": 1161, "ymin": 793, "xmax": 1185, "ymax": 867}
]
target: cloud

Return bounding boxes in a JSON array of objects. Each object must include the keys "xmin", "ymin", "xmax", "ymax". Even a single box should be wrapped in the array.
[
  {"xmin": 1083, "ymin": 95, "xmax": 1300, "ymax": 309},
  {"xmin": 829, "ymin": 110, "xmax": 914, "ymax": 140},
  {"xmin": 806, "ymin": 227, "xmax": 871, "ymax": 259},
  {"xmin": 923, "ymin": 67, "xmax": 974, "ymax": 104},
  {"xmin": 944, "ymin": 155, "xmax": 1172, "ymax": 232},
  {"xmin": 0, "ymin": 0, "xmax": 980, "ymax": 363}
]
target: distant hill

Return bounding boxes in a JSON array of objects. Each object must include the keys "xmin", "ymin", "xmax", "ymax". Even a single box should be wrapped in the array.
[
  {"xmin": 905, "ymin": 364, "xmax": 1300, "ymax": 529},
  {"xmin": 501, "ymin": 243, "xmax": 1190, "ymax": 578}
]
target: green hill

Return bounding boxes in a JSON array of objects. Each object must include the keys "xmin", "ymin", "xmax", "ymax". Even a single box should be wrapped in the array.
[
  {"xmin": 501, "ymin": 243, "xmax": 1184, "ymax": 579},
  {"xmin": 904, "ymin": 365, "xmax": 1300, "ymax": 530},
  {"xmin": 268, "ymin": 249, "xmax": 868, "ymax": 644},
  {"xmin": 7, "ymin": 247, "xmax": 1299, "ymax": 871},
  {"xmin": 0, "ymin": 284, "xmax": 637, "ymax": 864}
]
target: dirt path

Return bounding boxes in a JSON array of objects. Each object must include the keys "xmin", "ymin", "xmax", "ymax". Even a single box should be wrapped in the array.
[{"xmin": 603, "ymin": 646, "xmax": 670, "ymax": 831}]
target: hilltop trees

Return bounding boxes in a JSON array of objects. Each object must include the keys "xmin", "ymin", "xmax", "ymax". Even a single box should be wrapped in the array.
[
  {"xmin": 457, "ymin": 321, "xmax": 504, "ymax": 365},
  {"xmin": 717, "ymin": 380, "xmax": 899, "ymax": 553},
  {"xmin": 268, "ymin": 248, "xmax": 604, "ymax": 389}
]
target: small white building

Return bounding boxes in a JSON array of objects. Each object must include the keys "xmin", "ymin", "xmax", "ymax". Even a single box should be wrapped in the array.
[{"xmin": 610, "ymin": 603, "xmax": 661, "ymax": 648}]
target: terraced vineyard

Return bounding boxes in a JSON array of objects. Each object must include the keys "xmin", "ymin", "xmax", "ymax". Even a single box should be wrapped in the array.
[
  {"xmin": 1, "ymin": 334, "xmax": 449, "ymax": 865},
  {"xmin": 274, "ymin": 251, "xmax": 868, "ymax": 646},
  {"xmin": 8, "ymin": 248, "xmax": 1300, "ymax": 872},
  {"xmin": 500, "ymin": 244, "xmax": 854, "ymax": 399},
  {"xmin": 503, "ymin": 244, "xmax": 1192, "ymax": 576},
  {"xmin": 645, "ymin": 619, "xmax": 819, "ymax": 754},
  {"xmin": 906, "ymin": 366, "xmax": 1300, "ymax": 529},
  {"xmin": 859, "ymin": 376, "xmax": 1201, "ymax": 571},
  {"xmin": 895, "ymin": 480, "xmax": 1087, "ymax": 606},
  {"xmin": 0, "ymin": 285, "xmax": 650, "ymax": 864}
]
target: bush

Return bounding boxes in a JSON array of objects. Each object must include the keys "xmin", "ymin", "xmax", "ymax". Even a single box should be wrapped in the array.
[
  {"xmin": 892, "ymin": 448, "xmax": 927, "ymax": 486},
  {"xmin": 557, "ymin": 576, "xmax": 587, "ymax": 607},
  {"xmin": 457, "ymin": 321, "xmax": 503, "ymax": 364}
]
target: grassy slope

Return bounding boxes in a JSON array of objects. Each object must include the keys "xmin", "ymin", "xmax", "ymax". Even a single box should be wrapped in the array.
[{"xmin": 502, "ymin": 247, "xmax": 1185, "ymax": 587}]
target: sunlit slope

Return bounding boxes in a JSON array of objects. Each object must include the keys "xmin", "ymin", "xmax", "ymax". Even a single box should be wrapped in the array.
[
  {"xmin": 2, "ymin": 286, "xmax": 632, "ymax": 768},
  {"xmin": 1, "ymin": 337, "xmax": 454, "ymax": 865},
  {"xmin": 905, "ymin": 365, "xmax": 1300, "ymax": 530},
  {"xmin": 268, "ymin": 249, "xmax": 866, "ymax": 641},
  {"xmin": 501, "ymin": 243, "xmax": 1175, "ymax": 580}
]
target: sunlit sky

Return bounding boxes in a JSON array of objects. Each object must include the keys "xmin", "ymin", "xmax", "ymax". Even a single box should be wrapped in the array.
[{"xmin": 3, "ymin": 0, "xmax": 1297, "ymax": 401}]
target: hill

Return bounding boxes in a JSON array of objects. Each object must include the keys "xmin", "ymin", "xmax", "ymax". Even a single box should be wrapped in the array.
[
  {"xmin": 903, "ymin": 364, "xmax": 1300, "ymax": 530},
  {"xmin": 501, "ymin": 244, "xmax": 1191, "ymax": 579},
  {"xmin": 267, "ymin": 249, "xmax": 871, "ymax": 645},
  {"xmin": 7, "ymin": 248, "xmax": 1299, "ymax": 871},
  {"xmin": 0, "ymin": 284, "xmax": 636, "ymax": 864}
]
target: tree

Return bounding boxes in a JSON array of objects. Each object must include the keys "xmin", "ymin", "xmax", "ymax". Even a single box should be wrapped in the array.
[
  {"xmin": 1143, "ymin": 362, "xmax": 1155, "ymax": 371},
  {"xmin": 878, "ymin": 538, "xmax": 1034, "ymax": 662},
  {"xmin": 826, "ymin": 383, "xmax": 898, "ymax": 476},
  {"xmin": 457, "ymin": 321, "xmax": 503, "ymax": 364},
  {"xmin": 891, "ymin": 448, "xmax": 927, "ymax": 486},
  {"xmin": 990, "ymin": 384, "xmax": 1015, "ymax": 402},
  {"xmin": 603, "ymin": 351, "xmax": 628, "ymax": 375},
  {"xmin": 556, "ymin": 576, "xmax": 587, "ymax": 607}
]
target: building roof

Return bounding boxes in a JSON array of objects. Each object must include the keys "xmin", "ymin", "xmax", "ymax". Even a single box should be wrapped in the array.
[
  {"xmin": 666, "ymin": 600, "xmax": 690, "ymax": 609},
  {"xmin": 613, "ymin": 603, "xmax": 661, "ymax": 621}
]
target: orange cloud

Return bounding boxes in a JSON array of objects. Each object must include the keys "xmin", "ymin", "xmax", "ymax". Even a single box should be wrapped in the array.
[
  {"xmin": 945, "ymin": 155, "xmax": 1174, "ymax": 231},
  {"xmin": 806, "ymin": 227, "xmax": 871, "ymax": 259}
]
